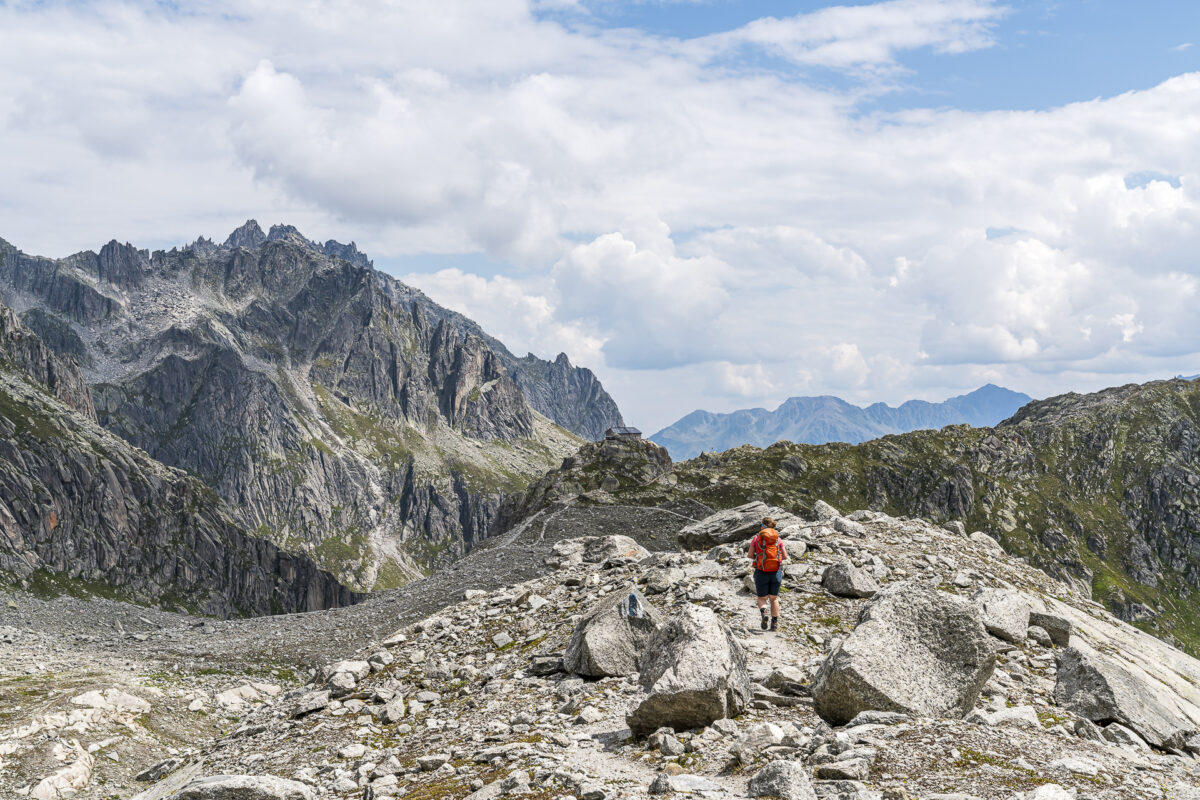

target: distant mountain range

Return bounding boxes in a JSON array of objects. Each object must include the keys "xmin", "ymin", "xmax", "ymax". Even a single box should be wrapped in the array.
[{"xmin": 650, "ymin": 384, "xmax": 1033, "ymax": 460}]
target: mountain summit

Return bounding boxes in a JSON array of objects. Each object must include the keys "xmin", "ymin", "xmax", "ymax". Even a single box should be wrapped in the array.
[
  {"xmin": 0, "ymin": 223, "xmax": 623, "ymax": 590},
  {"xmin": 651, "ymin": 384, "xmax": 1032, "ymax": 459}
]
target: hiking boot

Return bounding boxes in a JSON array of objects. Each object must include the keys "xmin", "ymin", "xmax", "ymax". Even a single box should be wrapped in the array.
[
  {"xmin": 770, "ymin": 617, "xmax": 779, "ymax": 632},
  {"xmin": 760, "ymin": 611, "xmax": 769, "ymax": 631}
]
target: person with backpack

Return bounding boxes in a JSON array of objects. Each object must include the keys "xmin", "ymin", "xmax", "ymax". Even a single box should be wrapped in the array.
[{"xmin": 749, "ymin": 516, "xmax": 788, "ymax": 631}]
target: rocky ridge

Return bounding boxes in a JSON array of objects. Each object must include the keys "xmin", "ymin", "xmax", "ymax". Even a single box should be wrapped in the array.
[
  {"xmin": 4, "ymin": 494, "xmax": 1200, "ymax": 799},
  {"xmin": 650, "ymin": 384, "xmax": 1032, "ymax": 460},
  {"xmin": 0, "ymin": 223, "xmax": 623, "ymax": 588},
  {"xmin": 591, "ymin": 379, "xmax": 1200, "ymax": 656},
  {"xmin": 0, "ymin": 303, "xmax": 356, "ymax": 617}
]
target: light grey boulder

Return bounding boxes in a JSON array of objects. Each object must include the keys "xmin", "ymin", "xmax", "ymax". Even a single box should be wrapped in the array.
[
  {"xmin": 811, "ymin": 781, "xmax": 881, "ymax": 800},
  {"xmin": 564, "ymin": 587, "xmax": 660, "ymax": 678},
  {"xmin": 641, "ymin": 567, "xmax": 684, "ymax": 595},
  {"xmin": 822, "ymin": 564, "xmax": 879, "ymax": 599},
  {"xmin": 165, "ymin": 775, "xmax": 315, "ymax": 800},
  {"xmin": 973, "ymin": 588, "xmax": 1030, "ymax": 644},
  {"xmin": 968, "ymin": 532, "xmax": 1005, "ymax": 554},
  {"xmin": 812, "ymin": 581, "xmax": 995, "ymax": 726},
  {"xmin": 1029, "ymin": 611, "xmax": 1072, "ymax": 647},
  {"xmin": 551, "ymin": 535, "xmax": 650, "ymax": 566},
  {"xmin": 748, "ymin": 760, "xmax": 817, "ymax": 800},
  {"xmin": 1054, "ymin": 644, "xmax": 1200, "ymax": 750},
  {"xmin": 833, "ymin": 517, "xmax": 866, "ymax": 537},
  {"xmin": 676, "ymin": 501, "xmax": 802, "ymax": 550},
  {"xmin": 626, "ymin": 603, "xmax": 751, "ymax": 736},
  {"xmin": 648, "ymin": 774, "xmax": 722, "ymax": 794},
  {"xmin": 812, "ymin": 500, "xmax": 840, "ymax": 522}
]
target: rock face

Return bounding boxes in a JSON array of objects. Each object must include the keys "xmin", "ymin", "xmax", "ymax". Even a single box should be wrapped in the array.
[
  {"xmin": 626, "ymin": 603, "xmax": 750, "ymax": 736},
  {"xmin": 812, "ymin": 581, "xmax": 995, "ymax": 726},
  {"xmin": 0, "ymin": 225, "xmax": 623, "ymax": 588},
  {"xmin": 676, "ymin": 501, "xmax": 802, "ymax": 550},
  {"xmin": 563, "ymin": 587, "xmax": 660, "ymax": 677},
  {"xmin": 0, "ymin": 304, "xmax": 357, "ymax": 616},
  {"xmin": 1054, "ymin": 644, "xmax": 1200, "ymax": 749}
]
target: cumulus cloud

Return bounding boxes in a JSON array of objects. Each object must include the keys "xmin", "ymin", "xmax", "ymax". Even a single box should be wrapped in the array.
[{"xmin": 4, "ymin": 0, "xmax": 1200, "ymax": 431}]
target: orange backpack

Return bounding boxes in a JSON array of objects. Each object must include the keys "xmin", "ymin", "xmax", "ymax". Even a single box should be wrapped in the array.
[{"xmin": 755, "ymin": 528, "xmax": 781, "ymax": 572}]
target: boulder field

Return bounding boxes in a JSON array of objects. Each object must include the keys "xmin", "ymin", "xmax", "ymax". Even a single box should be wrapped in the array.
[{"xmin": 3, "ymin": 500, "xmax": 1200, "ymax": 799}]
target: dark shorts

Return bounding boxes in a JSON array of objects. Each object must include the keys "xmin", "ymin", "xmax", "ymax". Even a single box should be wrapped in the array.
[{"xmin": 754, "ymin": 569, "xmax": 782, "ymax": 597}]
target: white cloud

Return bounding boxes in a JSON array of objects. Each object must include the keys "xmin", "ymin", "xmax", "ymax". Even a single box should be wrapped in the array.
[
  {"xmin": 4, "ymin": 1, "xmax": 1200, "ymax": 432},
  {"xmin": 697, "ymin": 0, "xmax": 1007, "ymax": 72}
]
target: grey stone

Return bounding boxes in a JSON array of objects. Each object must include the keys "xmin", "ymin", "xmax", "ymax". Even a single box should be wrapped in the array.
[
  {"xmin": 811, "ymin": 781, "xmax": 882, "ymax": 800},
  {"xmin": 846, "ymin": 710, "xmax": 911, "ymax": 727},
  {"xmin": 973, "ymin": 588, "xmax": 1030, "ymax": 644},
  {"xmin": 748, "ymin": 760, "xmax": 817, "ymax": 800},
  {"xmin": 1101, "ymin": 722, "xmax": 1151, "ymax": 751},
  {"xmin": 288, "ymin": 690, "xmax": 330, "ymax": 719},
  {"xmin": 165, "ymin": 774, "xmax": 315, "ymax": 800},
  {"xmin": 815, "ymin": 758, "xmax": 870, "ymax": 780},
  {"xmin": 822, "ymin": 564, "xmax": 879, "ymax": 599},
  {"xmin": 812, "ymin": 581, "xmax": 995, "ymax": 726},
  {"xmin": 1028, "ymin": 611, "xmax": 1072, "ymax": 647},
  {"xmin": 1026, "ymin": 625, "xmax": 1053, "ymax": 647},
  {"xmin": 626, "ymin": 603, "xmax": 751, "ymax": 736},
  {"xmin": 564, "ymin": 587, "xmax": 660, "ymax": 677},
  {"xmin": 1054, "ymin": 644, "xmax": 1199, "ymax": 749},
  {"xmin": 812, "ymin": 500, "xmax": 841, "ymax": 522},
  {"xmin": 648, "ymin": 774, "xmax": 722, "ymax": 795},
  {"xmin": 677, "ymin": 501, "xmax": 803, "ymax": 550}
]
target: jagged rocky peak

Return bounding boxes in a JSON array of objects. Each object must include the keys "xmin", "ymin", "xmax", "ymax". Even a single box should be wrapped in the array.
[
  {"xmin": 223, "ymin": 218, "xmax": 267, "ymax": 250},
  {"xmin": 0, "ymin": 224, "xmax": 624, "ymax": 588}
]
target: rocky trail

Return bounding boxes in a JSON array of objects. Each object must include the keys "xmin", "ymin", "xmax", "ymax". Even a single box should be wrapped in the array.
[{"xmin": 4, "ymin": 500, "xmax": 1200, "ymax": 799}]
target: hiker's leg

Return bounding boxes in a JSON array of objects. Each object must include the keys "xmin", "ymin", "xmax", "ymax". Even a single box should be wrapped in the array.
[{"xmin": 769, "ymin": 595, "xmax": 781, "ymax": 617}]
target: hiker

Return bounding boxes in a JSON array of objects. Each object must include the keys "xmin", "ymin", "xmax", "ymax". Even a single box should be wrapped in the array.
[{"xmin": 749, "ymin": 516, "xmax": 787, "ymax": 631}]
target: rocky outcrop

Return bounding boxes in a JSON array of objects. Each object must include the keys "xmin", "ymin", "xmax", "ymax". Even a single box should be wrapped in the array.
[
  {"xmin": 166, "ymin": 774, "xmax": 315, "ymax": 800},
  {"xmin": 0, "ymin": 224, "xmax": 622, "ymax": 588},
  {"xmin": 822, "ymin": 563, "xmax": 879, "ymax": 599},
  {"xmin": 508, "ymin": 352, "xmax": 624, "ymax": 442},
  {"xmin": 626, "ymin": 603, "xmax": 750, "ymax": 736},
  {"xmin": 0, "ymin": 305, "xmax": 357, "ymax": 616},
  {"xmin": 676, "ymin": 501, "xmax": 803, "ymax": 550},
  {"xmin": 1054, "ymin": 644, "xmax": 1200, "ymax": 750},
  {"xmin": 812, "ymin": 581, "xmax": 995, "ymax": 725},
  {"xmin": 563, "ymin": 587, "xmax": 660, "ymax": 677}
]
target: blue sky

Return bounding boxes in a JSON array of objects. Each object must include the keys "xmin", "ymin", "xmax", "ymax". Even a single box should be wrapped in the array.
[{"xmin": 3, "ymin": 0, "xmax": 1200, "ymax": 432}]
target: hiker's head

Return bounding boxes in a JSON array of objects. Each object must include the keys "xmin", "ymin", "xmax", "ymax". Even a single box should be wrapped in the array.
[{"xmin": 762, "ymin": 516, "xmax": 776, "ymax": 529}]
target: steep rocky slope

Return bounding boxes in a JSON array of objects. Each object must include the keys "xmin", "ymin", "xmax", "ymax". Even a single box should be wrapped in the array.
[
  {"xmin": 0, "ymin": 305, "xmax": 356, "ymax": 617},
  {"xmin": 651, "ymin": 384, "xmax": 1031, "ymax": 459},
  {"xmin": 561, "ymin": 381, "xmax": 1200, "ymax": 656},
  {"xmin": 0, "ymin": 223, "xmax": 622, "ymax": 589},
  {"xmin": 4, "ymin": 492, "xmax": 1200, "ymax": 799}
]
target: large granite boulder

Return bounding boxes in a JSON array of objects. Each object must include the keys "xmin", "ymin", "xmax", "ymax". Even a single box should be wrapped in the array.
[
  {"xmin": 812, "ymin": 581, "xmax": 995, "ymax": 726},
  {"xmin": 1054, "ymin": 644, "xmax": 1200, "ymax": 750},
  {"xmin": 974, "ymin": 588, "xmax": 1031, "ymax": 644},
  {"xmin": 626, "ymin": 604, "xmax": 751, "ymax": 736},
  {"xmin": 748, "ymin": 760, "xmax": 817, "ymax": 800},
  {"xmin": 166, "ymin": 774, "xmax": 315, "ymax": 799},
  {"xmin": 563, "ymin": 587, "xmax": 661, "ymax": 677},
  {"xmin": 823, "ymin": 564, "xmax": 879, "ymax": 598},
  {"xmin": 677, "ymin": 501, "xmax": 803, "ymax": 550},
  {"xmin": 550, "ymin": 535, "xmax": 650, "ymax": 567}
]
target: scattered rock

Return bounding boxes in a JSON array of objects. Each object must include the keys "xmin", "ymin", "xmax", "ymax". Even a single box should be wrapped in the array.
[
  {"xmin": 1028, "ymin": 611, "xmax": 1072, "ymax": 647},
  {"xmin": 677, "ymin": 501, "xmax": 801, "ymax": 550}
]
